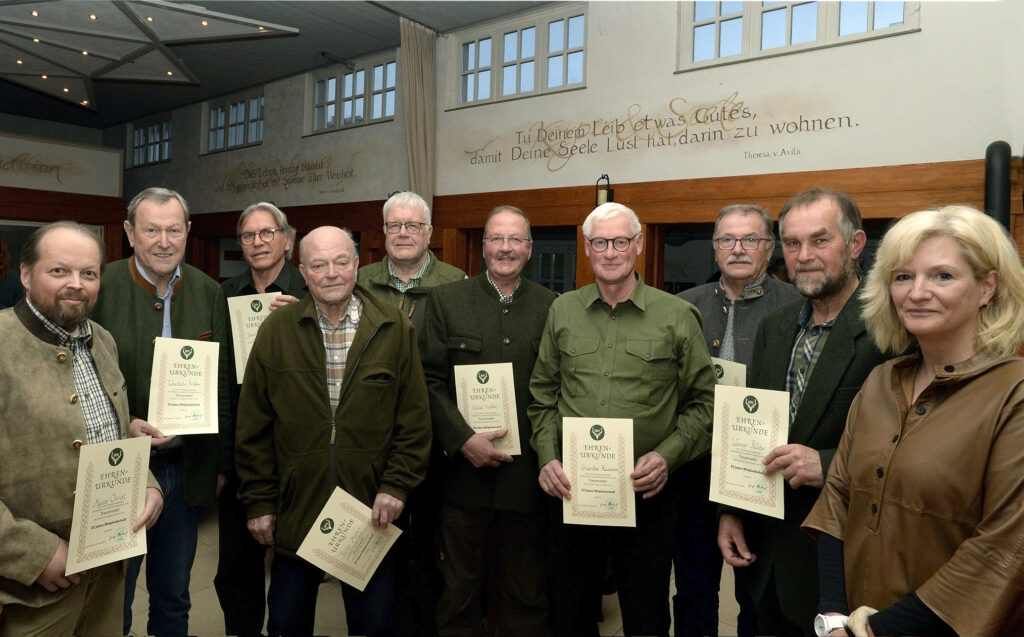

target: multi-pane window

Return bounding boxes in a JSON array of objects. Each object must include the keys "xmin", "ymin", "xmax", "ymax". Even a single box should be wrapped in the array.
[
  {"xmin": 372, "ymin": 61, "xmax": 396, "ymax": 119},
  {"xmin": 680, "ymin": 1, "xmax": 919, "ymax": 70},
  {"xmin": 207, "ymin": 93, "xmax": 264, "ymax": 152},
  {"xmin": 131, "ymin": 119, "xmax": 171, "ymax": 167},
  {"xmin": 314, "ymin": 77, "xmax": 337, "ymax": 131},
  {"xmin": 309, "ymin": 57, "xmax": 397, "ymax": 134},
  {"xmin": 457, "ymin": 6, "xmax": 586, "ymax": 105}
]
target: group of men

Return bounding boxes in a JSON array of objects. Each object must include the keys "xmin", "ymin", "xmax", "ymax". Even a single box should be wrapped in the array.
[{"xmin": 0, "ymin": 184, "xmax": 891, "ymax": 637}]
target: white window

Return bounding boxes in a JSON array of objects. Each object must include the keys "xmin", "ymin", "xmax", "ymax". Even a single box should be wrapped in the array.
[
  {"xmin": 206, "ymin": 91, "xmax": 264, "ymax": 152},
  {"xmin": 307, "ymin": 55, "xmax": 397, "ymax": 135},
  {"xmin": 679, "ymin": 1, "xmax": 920, "ymax": 70},
  {"xmin": 131, "ymin": 118, "xmax": 171, "ymax": 167},
  {"xmin": 454, "ymin": 4, "xmax": 586, "ymax": 106}
]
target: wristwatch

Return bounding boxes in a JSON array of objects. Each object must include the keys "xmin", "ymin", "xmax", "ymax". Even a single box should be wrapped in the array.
[{"xmin": 814, "ymin": 613, "xmax": 848, "ymax": 636}]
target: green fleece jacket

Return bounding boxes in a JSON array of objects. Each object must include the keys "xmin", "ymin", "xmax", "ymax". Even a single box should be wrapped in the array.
[
  {"xmin": 92, "ymin": 257, "xmax": 231, "ymax": 507},
  {"xmin": 357, "ymin": 251, "xmax": 466, "ymax": 333},
  {"xmin": 235, "ymin": 285, "xmax": 431, "ymax": 555}
]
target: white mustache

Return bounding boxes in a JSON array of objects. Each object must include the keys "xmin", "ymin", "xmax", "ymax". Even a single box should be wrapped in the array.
[{"xmin": 726, "ymin": 256, "xmax": 754, "ymax": 265}]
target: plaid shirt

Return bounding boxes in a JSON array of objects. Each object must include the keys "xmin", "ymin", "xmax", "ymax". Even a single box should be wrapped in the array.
[
  {"xmin": 316, "ymin": 294, "xmax": 363, "ymax": 409},
  {"xmin": 388, "ymin": 252, "xmax": 431, "ymax": 293},
  {"xmin": 27, "ymin": 299, "xmax": 121, "ymax": 445},
  {"xmin": 786, "ymin": 301, "xmax": 836, "ymax": 423},
  {"xmin": 485, "ymin": 270, "xmax": 520, "ymax": 304}
]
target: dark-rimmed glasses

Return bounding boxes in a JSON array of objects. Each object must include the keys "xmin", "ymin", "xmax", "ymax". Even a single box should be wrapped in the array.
[
  {"xmin": 239, "ymin": 228, "xmax": 281, "ymax": 245},
  {"xmin": 587, "ymin": 234, "xmax": 637, "ymax": 253}
]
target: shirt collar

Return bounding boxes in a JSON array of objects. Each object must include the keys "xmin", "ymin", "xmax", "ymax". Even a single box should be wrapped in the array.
[
  {"xmin": 134, "ymin": 257, "xmax": 181, "ymax": 299},
  {"xmin": 582, "ymin": 272, "xmax": 647, "ymax": 311},
  {"xmin": 315, "ymin": 293, "xmax": 363, "ymax": 328},
  {"xmin": 387, "ymin": 252, "xmax": 431, "ymax": 285},
  {"xmin": 718, "ymin": 273, "xmax": 768, "ymax": 300},
  {"xmin": 485, "ymin": 270, "xmax": 520, "ymax": 303},
  {"xmin": 796, "ymin": 300, "xmax": 838, "ymax": 329}
]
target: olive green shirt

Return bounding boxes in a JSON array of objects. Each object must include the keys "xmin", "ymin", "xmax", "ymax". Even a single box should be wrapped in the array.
[{"xmin": 528, "ymin": 275, "xmax": 716, "ymax": 472}]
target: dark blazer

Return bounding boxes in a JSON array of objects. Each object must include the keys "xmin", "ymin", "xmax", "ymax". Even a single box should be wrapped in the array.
[
  {"xmin": 739, "ymin": 283, "xmax": 894, "ymax": 629},
  {"xmin": 419, "ymin": 275, "xmax": 556, "ymax": 514}
]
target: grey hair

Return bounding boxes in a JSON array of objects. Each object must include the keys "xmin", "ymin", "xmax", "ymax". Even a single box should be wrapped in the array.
[
  {"xmin": 382, "ymin": 191, "xmax": 431, "ymax": 225},
  {"xmin": 237, "ymin": 202, "xmax": 297, "ymax": 259},
  {"xmin": 127, "ymin": 187, "xmax": 189, "ymax": 225},
  {"xmin": 582, "ymin": 202, "xmax": 641, "ymax": 239}
]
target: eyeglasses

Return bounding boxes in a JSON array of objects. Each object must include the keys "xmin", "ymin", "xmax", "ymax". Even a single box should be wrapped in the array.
[
  {"xmin": 587, "ymin": 234, "xmax": 637, "ymax": 253},
  {"xmin": 483, "ymin": 236, "xmax": 532, "ymax": 247},
  {"xmin": 384, "ymin": 221, "xmax": 428, "ymax": 234},
  {"xmin": 713, "ymin": 236, "xmax": 770, "ymax": 251},
  {"xmin": 239, "ymin": 228, "xmax": 281, "ymax": 245}
]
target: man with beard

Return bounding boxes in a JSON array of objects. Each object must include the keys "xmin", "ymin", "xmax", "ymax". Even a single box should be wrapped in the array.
[
  {"xmin": 0, "ymin": 222, "xmax": 162, "ymax": 635},
  {"xmin": 717, "ymin": 188, "xmax": 893, "ymax": 637},
  {"xmin": 420, "ymin": 206, "xmax": 556, "ymax": 636},
  {"xmin": 673, "ymin": 204, "xmax": 799, "ymax": 637}
]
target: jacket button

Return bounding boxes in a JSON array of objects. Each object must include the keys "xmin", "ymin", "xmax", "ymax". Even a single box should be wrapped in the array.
[
  {"xmin": 892, "ymin": 434, "xmax": 899, "ymax": 443},
  {"xmin": 870, "ymin": 503, "xmax": 878, "ymax": 514},
  {"xmin": 459, "ymin": 343, "xmax": 466, "ymax": 349},
  {"xmin": 70, "ymin": 394, "xmax": 79, "ymax": 404},
  {"xmin": 712, "ymin": 339, "xmax": 721, "ymax": 348},
  {"xmin": 502, "ymin": 337, "xmax": 511, "ymax": 345},
  {"xmin": 876, "ymin": 467, "xmax": 884, "ymax": 478},
  {"xmin": 502, "ymin": 308, "xmax": 510, "ymax": 314},
  {"xmin": 56, "ymin": 352, "xmax": 68, "ymax": 362},
  {"xmin": 154, "ymin": 302, "xmax": 163, "ymax": 311},
  {"xmin": 721, "ymin": 307, "xmax": 728, "ymax": 314},
  {"xmin": 944, "ymin": 365, "xmax": 954, "ymax": 372},
  {"xmin": 72, "ymin": 439, "xmax": 83, "ymax": 449},
  {"xmin": 915, "ymin": 405, "xmax": 926, "ymax": 415}
]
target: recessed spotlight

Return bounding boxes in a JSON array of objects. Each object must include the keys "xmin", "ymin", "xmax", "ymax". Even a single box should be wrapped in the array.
[
  {"xmin": 81, "ymin": 100, "xmax": 89, "ymax": 105},
  {"xmin": 89, "ymin": 14, "xmax": 97, "ymax": 20},
  {"xmin": 201, "ymin": 20, "xmax": 208, "ymax": 27},
  {"xmin": 166, "ymin": 70, "xmax": 173, "ymax": 76},
  {"xmin": 82, "ymin": 50, "xmax": 88, "ymax": 55},
  {"xmin": 63, "ymin": 87, "xmax": 69, "ymax": 93},
  {"xmin": 41, "ymin": 74, "xmax": 47, "ymax": 79},
  {"xmin": 31, "ymin": 10, "xmax": 38, "ymax": 17},
  {"xmin": 33, "ymin": 38, "xmax": 40, "ymax": 43},
  {"xmin": 146, "ymin": 16, "xmax": 154, "ymax": 22},
  {"xmin": 16, "ymin": 59, "xmax": 22, "ymax": 64},
  {"xmin": 258, "ymin": 26, "xmax": 265, "ymax": 31}
]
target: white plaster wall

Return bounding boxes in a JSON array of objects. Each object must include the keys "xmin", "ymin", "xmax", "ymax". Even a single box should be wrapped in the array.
[{"xmin": 436, "ymin": 1, "xmax": 1024, "ymax": 195}]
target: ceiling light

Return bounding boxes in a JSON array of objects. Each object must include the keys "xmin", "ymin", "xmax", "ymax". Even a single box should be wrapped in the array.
[
  {"xmin": 41, "ymin": 74, "xmax": 47, "ymax": 79},
  {"xmin": 258, "ymin": 26, "xmax": 265, "ymax": 31},
  {"xmin": 82, "ymin": 50, "xmax": 88, "ymax": 55},
  {"xmin": 167, "ymin": 70, "xmax": 174, "ymax": 76},
  {"xmin": 80, "ymin": 100, "xmax": 89, "ymax": 106},
  {"xmin": 16, "ymin": 59, "xmax": 22, "ymax": 64},
  {"xmin": 63, "ymin": 87, "xmax": 69, "ymax": 93},
  {"xmin": 201, "ymin": 20, "xmax": 208, "ymax": 27},
  {"xmin": 32, "ymin": 38, "xmax": 40, "ymax": 43},
  {"xmin": 31, "ymin": 10, "xmax": 38, "ymax": 17},
  {"xmin": 146, "ymin": 16, "xmax": 154, "ymax": 22},
  {"xmin": 89, "ymin": 14, "xmax": 97, "ymax": 21}
]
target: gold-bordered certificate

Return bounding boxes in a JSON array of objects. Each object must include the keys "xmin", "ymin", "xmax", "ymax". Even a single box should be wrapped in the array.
[
  {"xmin": 709, "ymin": 385, "xmax": 788, "ymax": 519},
  {"xmin": 66, "ymin": 437, "xmax": 150, "ymax": 575},
  {"xmin": 711, "ymin": 357, "xmax": 746, "ymax": 387},
  {"xmin": 227, "ymin": 292, "xmax": 280, "ymax": 384},
  {"xmin": 453, "ymin": 362, "xmax": 520, "ymax": 455},
  {"xmin": 296, "ymin": 487, "xmax": 402, "ymax": 591},
  {"xmin": 561, "ymin": 417, "xmax": 635, "ymax": 527},
  {"xmin": 147, "ymin": 337, "xmax": 219, "ymax": 434}
]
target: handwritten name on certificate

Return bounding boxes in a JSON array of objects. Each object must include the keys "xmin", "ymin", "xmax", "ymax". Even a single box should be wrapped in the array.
[
  {"xmin": 454, "ymin": 362, "xmax": 520, "ymax": 455},
  {"xmin": 562, "ymin": 417, "xmax": 636, "ymax": 527},
  {"xmin": 66, "ymin": 437, "xmax": 150, "ymax": 575},
  {"xmin": 297, "ymin": 487, "xmax": 402, "ymax": 591},
  {"xmin": 711, "ymin": 357, "xmax": 746, "ymax": 387},
  {"xmin": 227, "ymin": 292, "xmax": 280, "ymax": 383},
  {"xmin": 147, "ymin": 337, "xmax": 219, "ymax": 435},
  {"xmin": 710, "ymin": 385, "xmax": 789, "ymax": 519}
]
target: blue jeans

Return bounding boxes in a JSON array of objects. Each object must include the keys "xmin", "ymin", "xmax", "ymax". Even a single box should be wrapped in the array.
[
  {"xmin": 123, "ymin": 457, "xmax": 201, "ymax": 637},
  {"xmin": 266, "ymin": 548, "xmax": 397, "ymax": 637}
]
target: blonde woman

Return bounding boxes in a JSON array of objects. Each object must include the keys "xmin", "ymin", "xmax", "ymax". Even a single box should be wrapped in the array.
[{"xmin": 803, "ymin": 205, "xmax": 1024, "ymax": 637}]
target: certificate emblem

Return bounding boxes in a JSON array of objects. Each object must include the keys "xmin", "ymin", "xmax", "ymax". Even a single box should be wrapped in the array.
[
  {"xmin": 713, "ymin": 363, "xmax": 724, "ymax": 379},
  {"xmin": 180, "ymin": 345, "xmax": 195, "ymax": 360},
  {"xmin": 476, "ymin": 370, "xmax": 489, "ymax": 384},
  {"xmin": 108, "ymin": 447, "xmax": 124, "ymax": 466},
  {"xmin": 319, "ymin": 518, "xmax": 335, "ymax": 534},
  {"xmin": 743, "ymin": 395, "xmax": 759, "ymax": 413},
  {"xmin": 250, "ymin": 299, "xmax": 264, "ymax": 312},
  {"xmin": 589, "ymin": 424, "xmax": 605, "ymax": 441}
]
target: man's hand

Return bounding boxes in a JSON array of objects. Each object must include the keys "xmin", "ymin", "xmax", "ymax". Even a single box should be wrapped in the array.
[
  {"xmin": 216, "ymin": 472, "xmax": 228, "ymax": 498},
  {"xmin": 630, "ymin": 451, "xmax": 669, "ymax": 498},
  {"xmin": 247, "ymin": 514, "xmax": 276, "ymax": 546},
  {"xmin": 718, "ymin": 513, "xmax": 756, "ymax": 567},
  {"xmin": 36, "ymin": 539, "xmax": 80, "ymax": 592},
  {"xmin": 459, "ymin": 429, "xmax": 514, "ymax": 468},
  {"xmin": 538, "ymin": 459, "xmax": 571, "ymax": 500},
  {"xmin": 371, "ymin": 493, "xmax": 404, "ymax": 529},
  {"xmin": 132, "ymin": 487, "xmax": 164, "ymax": 532},
  {"xmin": 269, "ymin": 294, "xmax": 301, "ymax": 311},
  {"xmin": 763, "ymin": 443, "xmax": 824, "ymax": 489},
  {"xmin": 129, "ymin": 418, "xmax": 176, "ymax": 449}
]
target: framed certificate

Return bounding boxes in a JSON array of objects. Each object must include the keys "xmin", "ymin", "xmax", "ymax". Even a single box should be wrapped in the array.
[
  {"xmin": 66, "ymin": 437, "xmax": 150, "ymax": 575},
  {"xmin": 709, "ymin": 385, "xmax": 788, "ymax": 519},
  {"xmin": 561, "ymin": 417, "xmax": 635, "ymax": 527},
  {"xmin": 227, "ymin": 292, "xmax": 280, "ymax": 383},
  {"xmin": 711, "ymin": 357, "xmax": 746, "ymax": 387},
  {"xmin": 147, "ymin": 337, "xmax": 219, "ymax": 435},
  {"xmin": 296, "ymin": 487, "xmax": 402, "ymax": 591},
  {"xmin": 453, "ymin": 362, "xmax": 520, "ymax": 455}
]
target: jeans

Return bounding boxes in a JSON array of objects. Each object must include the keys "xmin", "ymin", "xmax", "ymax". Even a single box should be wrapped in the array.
[
  {"xmin": 266, "ymin": 548, "xmax": 397, "ymax": 637},
  {"xmin": 123, "ymin": 457, "xmax": 201, "ymax": 637},
  {"xmin": 214, "ymin": 471, "xmax": 268, "ymax": 637}
]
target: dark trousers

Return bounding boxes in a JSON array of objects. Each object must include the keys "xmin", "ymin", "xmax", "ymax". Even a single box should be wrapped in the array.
[
  {"xmin": 547, "ymin": 484, "xmax": 679, "ymax": 637},
  {"xmin": 752, "ymin": 568, "xmax": 812, "ymax": 637},
  {"xmin": 436, "ymin": 504, "xmax": 551, "ymax": 637},
  {"xmin": 672, "ymin": 457, "xmax": 758, "ymax": 637},
  {"xmin": 266, "ymin": 548, "xmax": 397, "ymax": 637},
  {"xmin": 214, "ymin": 471, "xmax": 268, "ymax": 637}
]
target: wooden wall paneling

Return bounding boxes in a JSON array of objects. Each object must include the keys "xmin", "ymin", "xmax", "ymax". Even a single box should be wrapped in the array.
[{"xmin": 575, "ymin": 231, "xmax": 593, "ymax": 288}]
